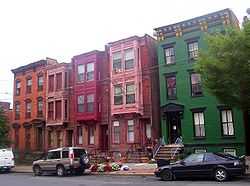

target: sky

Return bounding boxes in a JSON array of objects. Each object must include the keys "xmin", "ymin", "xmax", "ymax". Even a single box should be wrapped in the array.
[{"xmin": 0, "ymin": 0, "xmax": 249, "ymax": 106}]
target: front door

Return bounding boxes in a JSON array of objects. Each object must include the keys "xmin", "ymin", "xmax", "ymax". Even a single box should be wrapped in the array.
[
  {"xmin": 100, "ymin": 125, "xmax": 108, "ymax": 151},
  {"xmin": 67, "ymin": 130, "xmax": 73, "ymax": 147},
  {"xmin": 168, "ymin": 112, "xmax": 181, "ymax": 143}
]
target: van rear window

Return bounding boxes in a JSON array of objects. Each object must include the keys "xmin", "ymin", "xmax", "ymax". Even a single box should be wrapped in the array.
[{"xmin": 73, "ymin": 149, "xmax": 86, "ymax": 158}]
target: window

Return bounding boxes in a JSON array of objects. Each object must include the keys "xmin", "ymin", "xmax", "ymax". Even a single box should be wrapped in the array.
[
  {"xmin": 127, "ymin": 120, "xmax": 135, "ymax": 143},
  {"xmin": 126, "ymin": 83, "xmax": 135, "ymax": 104},
  {"xmin": 191, "ymin": 73, "xmax": 202, "ymax": 96},
  {"xmin": 25, "ymin": 100, "xmax": 31, "ymax": 119},
  {"xmin": 77, "ymin": 126, "xmax": 83, "ymax": 145},
  {"xmin": 193, "ymin": 112, "xmax": 205, "ymax": 137},
  {"xmin": 89, "ymin": 126, "xmax": 94, "ymax": 145},
  {"xmin": 48, "ymin": 102, "xmax": 54, "ymax": 120},
  {"xmin": 64, "ymin": 72, "xmax": 68, "ymax": 88},
  {"xmin": 86, "ymin": 63, "xmax": 94, "ymax": 81},
  {"xmin": 113, "ymin": 121, "xmax": 120, "ymax": 144},
  {"xmin": 165, "ymin": 47, "xmax": 175, "ymax": 64},
  {"xmin": 188, "ymin": 41, "xmax": 199, "ymax": 60},
  {"xmin": 37, "ymin": 75, "xmax": 43, "ymax": 91},
  {"xmin": 15, "ymin": 80, "xmax": 21, "ymax": 96},
  {"xmin": 204, "ymin": 153, "xmax": 218, "ymax": 162},
  {"xmin": 62, "ymin": 150, "xmax": 69, "ymax": 158},
  {"xmin": 77, "ymin": 64, "xmax": 85, "ymax": 82},
  {"xmin": 26, "ymin": 78, "xmax": 32, "ymax": 94},
  {"xmin": 146, "ymin": 124, "xmax": 152, "ymax": 139},
  {"xmin": 114, "ymin": 84, "xmax": 123, "ymax": 105},
  {"xmin": 48, "ymin": 75, "xmax": 54, "ymax": 92},
  {"xmin": 55, "ymin": 100, "xmax": 62, "ymax": 120},
  {"xmin": 184, "ymin": 153, "xmax": 204, "ymax": 163},
  {"xmin": 64, "ymin": 100, "xmax": 68, "ymax": 120},
  {"xmin": 77, "ymin": 95, "xmax": 84, "ymax": 113},
  {"xmin": 56, "ymin": 73, "xmax": 62, "ymax": 90},
  {"xmin": 195, "ymin": 149, "xmax": 207, "ymax": 154},
  {"xmin": 47, "ymin": 151, "xmax": 61, "ymax": 159},
  {"xmin": 87, "ymin": 94, "xmax": 94, "ymax": 112},
  {"xmin": 125, "ymin": 48, "xmax": 134, "ymax": 70},
  {"xmin": 166, "ymin": 76, "xmax": 176, "ymax": 99},
  {"xmin": 15, "ymin": 102, "xmax": 20, "ymax": 120},
  {"xmin": 224, "ymin": 148, "xmax": 236, "ymax": 156},
  {"xmin": 56, "ymin": 131, "xmax": 62, "ymax": 147},
  {"xmin": 37, "ymin": 97, "xmax": 43, "ymax": 117},
  {"xmin": 14, "ymin": 128, "xmax": 19, "ymax": 149},
  {"xmin": 112, "ymin": 51, "xmax": 122, "ymax": 72},
  {"xmin": 25, "ymin": 127, "xmax": 31, "ymax": 151},
  {"xmin": 221, "ymin": 109, "xmax": 234, "ymax": 136}
]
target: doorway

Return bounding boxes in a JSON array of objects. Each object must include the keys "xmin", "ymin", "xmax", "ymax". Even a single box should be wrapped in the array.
[
  {"xmin": 67, "ymin": 130, "xmax": 73, "ymax": 147},
  {"xmin": 168, "ymin": 112, "xmax": 182, "ymax": 144},
  {"xmin": 100, "ymin": 125, "xmax": 108, "ymax": 151}
]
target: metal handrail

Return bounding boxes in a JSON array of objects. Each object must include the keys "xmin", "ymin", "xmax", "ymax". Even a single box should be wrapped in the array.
[
  {"xmin": 153, "ymin": 138, "xmax": 164, "ymax": 159},
  {"xmin": 171, "ymin": 136, "xmax": 183, "ymax": 159}
]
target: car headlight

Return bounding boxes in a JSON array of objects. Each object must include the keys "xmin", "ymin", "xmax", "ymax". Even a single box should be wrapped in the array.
[{"xmin": 234, "ymin": 161, "xmax": 240, "ymax": 166}]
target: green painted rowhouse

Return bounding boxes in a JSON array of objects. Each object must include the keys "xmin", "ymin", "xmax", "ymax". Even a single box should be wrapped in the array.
[{"xmin": 154, "ymin": 9, "xmax": 246, "ymax": 156}]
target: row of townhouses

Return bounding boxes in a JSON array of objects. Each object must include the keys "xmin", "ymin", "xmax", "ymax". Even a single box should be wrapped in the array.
[{"xmin": 9, "ymin": 9, "xmax": 250, "ymax": 160}]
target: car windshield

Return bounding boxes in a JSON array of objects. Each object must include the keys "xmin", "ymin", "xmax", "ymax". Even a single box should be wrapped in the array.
[
  {"xmin": 73, "ymin": 149, "xmax": 86, "ymax": 158},
  {"xmin": 183, "ymin": 153, "xmax": 204, "ymax": 163}
]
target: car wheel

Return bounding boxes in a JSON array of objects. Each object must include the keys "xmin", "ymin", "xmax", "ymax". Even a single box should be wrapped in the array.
[
  {"xmin": 33, "ymin": 165, "xmax": 42, "ymax": 176},
  {"xmin": 214, "ymin": 168, "xmax": 228, "ymax": 182},
  {"xmin": 161, "ymin": 170, "xmax": 173, "ymax": 181},
  {"xmin": 56, "ymin": 165, "xmax": 65, "ymax": 177}
]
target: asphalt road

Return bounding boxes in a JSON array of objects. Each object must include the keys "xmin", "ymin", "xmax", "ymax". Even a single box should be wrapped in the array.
[{"xmin": 0, "ymin": 173, "xmax": 249, "ymax": 186}]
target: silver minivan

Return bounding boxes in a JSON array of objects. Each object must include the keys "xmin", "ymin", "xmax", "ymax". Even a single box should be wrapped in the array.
[
  {"xmin": 32, "ymin": 147, "xmax": 90, "ymax": 176},
  {"xmin": 0, "ymin": 148, "xmax": 15, "ymax": 172}
]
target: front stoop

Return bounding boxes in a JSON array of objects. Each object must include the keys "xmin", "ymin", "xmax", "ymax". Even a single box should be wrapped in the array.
[{"xmin": 154, "ymin": 144, "xmax": 184, "ymax": 161}]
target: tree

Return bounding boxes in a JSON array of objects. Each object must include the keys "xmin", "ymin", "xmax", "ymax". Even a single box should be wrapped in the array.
[
  {"xmin": 196, "ymin": 22, "xmax": 250, "ymax": 110},
  {"xmin": 0, "ymin": 107, "xmax": 10, "ymax": 148},
  {"xmin": 196, "ymin": 22, "xmax": 250, "ymax": 154}
]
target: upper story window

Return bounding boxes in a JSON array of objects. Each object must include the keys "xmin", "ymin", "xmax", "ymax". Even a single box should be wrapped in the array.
[
  {"xmin": 220, "ymin": 109, "xmax": 234, "ymax": 136},
  {"xmin": 37, "ymin": 75, "xmax": 43, "ymax": 91},
  {"xmin": 193, "ymin": 111, "xmax": 205, "ymax": 137},
  {"xmin": 77, "ymin": 95, "xmax": 84, "ymax": 113},
  {"xmin": 166, "ymin": 76, "xmax": 176, "ymax": 99},
  {"xmin": 126, "ymin": 83, "xmax": 135, "ymax": 104},
  {"xmin": 26, "ymin": 78, "xmax": 32, "ymax": 94},
  {"xmin": 48, "ymin": 102, "xmax": 54, "ymax": 120},
  {"xmin": 112, "ymin": 51, "xmax": 122, "ymax": 72},
  {"xmin": 25, "ymin": 99, "xmax": 32, "ymax": 119},
  {"xmin": 164, "ymin": 46, "xmax": 175, "ymax": 64},
  {"xmin": 87, "ymin": 94, "xmax": 94, "ymax": 112},
  {"xmin": 55, "ymin": 100, "xmax": 62, "ymax": 120},
  {"xmin": 113, "ymin": 121, "xmax": 120, "ymax": 144},
  {"xmin": 37, "ymin": 97, "xmax": 43, "ymax": 117},
  {"xmin": 15, "ymin": 80, "xmax": 21, "ymax": 96},
  {"xmin": 56, "ymin": 73, "xmax": 62, "ymax": 90},
  {"xmin": 48, "ymin": 75, "xmax": 54, "ymax": 92},
  {"xmin": 77, "ymin": 64, "xmax": 85, "ymax": 82},
  {"xmin": 114, "ymin": 84, "xmax": 123, "ymax": 105},
  {"xmin": 64, "ymin": 72, "xmax": 68, "ymax": 88},
  {"xmin": 125, "ymin": 48, "xmax": 134, "ymax": 70},
  {"xmin": 15, "ymin": 101, "xmax": 20, "ymax": 120},
  {"xmin": 188, "ymin": 41, "xmax": 199, "ymax": 60},
  {"xmin": 191, "ymin": 73, "xmax": 202, "ymax": 97},
  {"xmin": 86, "ymin": 63, "xmax": 94, "ymax": 81}
]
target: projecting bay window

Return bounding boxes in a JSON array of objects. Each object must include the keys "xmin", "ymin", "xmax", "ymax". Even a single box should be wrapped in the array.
[
  {"xmin": 37, "ymin": 97, "xmax": 43, "ymax": 117},
  {"xmin": 26, "ymin": 78, "xmax": 32, "ymax": 94},
  {"xmin": 126, "ymin": 83, "xmax": 135, "ymax": 104},
  {"xmin": 15, "ymin": 80, "xmax": 21, "ymax": 96},
  {"xmin": 77, "ymin": 95, "xmax": 84, "ymax": 113},
  {"xmin": 25, "ymin": 100, "xmax": 32, "ymax": 119},
  {"xmin": 48, "ymin": 102, "xmax": 54, "ymax": 120},
  {"xmin": 87, "ymin": 94, "xmax": 94, "ymax": 112},
  {"xmin": 125, "ymin": 48, "xmax": 134, "ymax": 70},
  {"xmin": 77, "ymin": 64, "xmax": 85, "ymax": 82},
  {"xmin": 188, "ymin": 41, "xmax": 199, "ymax": 60},
  {"xmin": 112, "ymin": 51, "xmax": 122, "ymax": 72},
  {"xmin": 37, "ymin": 75, "xmax": 43, "ymax": 91},
  {"xmin": 193, "ymin": 111, "xmax": 205, "ymax": 137},
  {"xmin": 166, "ymin": 76, "xmax": 176, "ymax": 99},
  {"xmin": 127, "ymin": 120, "xmax": 135, "ymax": 143},
  {"xmin": 191, "ymin": 73, "xmax": 202, "ymax": 96},
  {"xmin": 114, "ymin": 84, "xmax": 123, "ymax": 105},
  {"xmin": 221, "ymin": 109, "xmax": 234, "ymax": 136},
  {"xmin": 113, "ymin": 121, "xmax": 120, "ymax": 144},
  {"xmin": 15, "ymin": 101, "xmax": 20, "ymax": 120},
  {"xmin": 86, "ymin": 63, "xmax": 94, "ymax": 81},
  {"xmin": 164, "ymin": 46, "xmax": 175, "ymax": 64}
]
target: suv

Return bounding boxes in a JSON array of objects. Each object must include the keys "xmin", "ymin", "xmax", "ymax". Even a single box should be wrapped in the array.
[
  {"xmin": 32, "ymin": 147, "xmax": 90, "ymax": 176},
  {"xmin": 0, "ymin": 148, "xmax": 15, "ymax": 172}
]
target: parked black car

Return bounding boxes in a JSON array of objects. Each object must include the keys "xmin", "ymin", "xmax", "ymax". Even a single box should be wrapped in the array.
[{"xmin": 155, "ymin": 153, "xmax": 247, "ymax": 181}]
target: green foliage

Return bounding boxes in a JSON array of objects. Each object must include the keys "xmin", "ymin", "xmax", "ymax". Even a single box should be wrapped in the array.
[
  {"xmin": 0, "ymin": 107, "xmax": 10, "ymax": 148},
  {"xmin": 196, "ymin": 22, "xmax": 250, "ymax": 110}
]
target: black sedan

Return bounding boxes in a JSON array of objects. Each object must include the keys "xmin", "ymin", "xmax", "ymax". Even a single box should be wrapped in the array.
[{"xmin": 155, "ymin": 152, "xmax": 247, "ymax": 182}]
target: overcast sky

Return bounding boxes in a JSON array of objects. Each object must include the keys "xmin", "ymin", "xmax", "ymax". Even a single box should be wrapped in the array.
[{"xmin": 0, "ymin": 0, "xmax": 248, "ymax": 106}]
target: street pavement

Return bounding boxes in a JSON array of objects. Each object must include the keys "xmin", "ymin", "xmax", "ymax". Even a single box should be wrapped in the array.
[{"xmin": 0, "ymin": 173, "xmax": 249, "ymax": 186}]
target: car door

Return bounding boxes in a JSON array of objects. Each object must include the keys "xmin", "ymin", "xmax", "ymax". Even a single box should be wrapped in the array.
[
  {"xmin": 44, "ymin": 151, "xmax": 61, "ymax": 171},
  {"xmin": 202, "ymin": 153, "xmax": 218, "ymax": 177}
]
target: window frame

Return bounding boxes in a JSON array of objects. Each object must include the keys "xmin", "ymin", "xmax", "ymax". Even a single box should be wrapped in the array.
[
  {"xmin": 164, "ymin": 46, "xmax": 175, "ymax": 65},
  {"xmin": 88, "ymin": 126, "xmax": 95, "ymax": 145},
  {"xmin": 77, "ymin": 95, "xmax": 84, "ymax": 113},
  {"xmin": 37, "ymin": 75, "xmax": 43, "ymax": 91},
  {"xmin": 223, "ymin": 148, "xmax": 237, "ymax": 156},
  {"xmin": 26, "ymin": 77, "xmax": 32, "ymax": 94},
  {"xmin": 190, "ymin": 73, "xmax": 203, "ymax": 97},
  {"xmin": 15, "ymin": 101, "xmax": 20, "ymax": 120},
  {"xmin": 114, "ymin": 84, "xmax": 123, "ymax": 105},
  {"xmin": 37, "ymin": 97, "xmax": 43, "ymax": 117},
  {"xmin": 113, "ymin": 121, "xmax": 120, "ymax": 144},
  {"xmin": 25, "ymin": 99, "xmax": 32, "ymax": 119},
  {"xmin": 77, "ymin": 126, "xmax": 83, "ymax": 145},
  {"xmin": 112, "ymin": 51, "xmax": 122, "ymax": 72},
  {"xmin": 192, "ymin": 110, "xmax": 206, "ymax": 138},
  {"xmin": 124, "ymin": 48, "xmax": 135, "ymax": 70},
  {"xmin": 86, "ymin": 62, "xmax": 94, "ymax": 81},
  {"xmin": 166, "ymin": 75, "xmax": 177, "ymax": 100},
  {"xmin": 126, "ymin": 83, "xmax": 135, "ymax": 104},
  {"xmin": 48, "ymin": 101, "xmax": 54, "ymax": 120},
  {"xmin": 15, "ymin": 80, "xmax": 21, "ymax": 96},
  {"xmin": 187, "ymin": 40, "xmax": 199, "ymax": 61},
  {"xmin": 86, "ymin": 94, "xmax": 94, "ymax": 112},
  {"xmin": 56, "ymin": 72, "xmax": 62, "ymax": 90},
  {"xmin": 220, "ymin": 109, "xmax": 235, "ymax": 137},
  {"xmin": 127, "ymin": 120, "xmax": 135, "ymax": 143},
  {"xmin": 77, "ymin": 64, "xmax": 85, "ymax": 82}
]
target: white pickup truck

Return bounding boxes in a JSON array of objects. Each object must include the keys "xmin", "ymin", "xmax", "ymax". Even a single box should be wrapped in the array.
[{"xmin": 0, "ymin": 148, "xmax": 15, "ymax": 172}]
